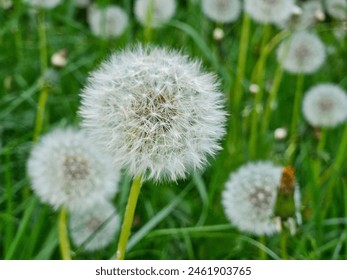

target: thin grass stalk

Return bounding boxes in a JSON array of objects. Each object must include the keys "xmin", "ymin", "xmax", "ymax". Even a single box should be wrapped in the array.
[
  {"xmin": 290, "ymin": 74, "xmax": 305, "ymax": 138},
  {"xmin": 248, "ymin": 24, "xmax": 271, "ymax": 159},
  {"xmin": 233, "ymin": 13, "xmax": 251, "ymax": 110},
  {"xmin": 58, "ymin": 207, "xmax": 71, "ymax": 260},
  {"xmin": 33, "ymin": 9, "xmax": 48, "ymax": 142},
  {"xmin": 116, "ymin": 175, "xmax": 143, "ymax": 260}
]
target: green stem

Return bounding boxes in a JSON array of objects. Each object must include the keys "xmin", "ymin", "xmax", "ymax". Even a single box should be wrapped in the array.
[
  {"xmin": 258, "ymin": 235, "xmax": 267, "ymax": 260},
  {"xmin": 322, "ymin": 125, "xmax": 347, "ymax": 216},
  {"xmin": 144, "ymin": 0, "xmax": 154, "ymax": 43},
  {"xmin": 116, "ymin": 175, "xmax": 143, "ymax": 260},
  {"xmin": 261, "ymin": 65, "xmax": 284, "ymax": 134},
  {"xmin": 58, "ymin": 208, "xmax": 71, "ymax": 260},
  {"xmin": 33, "ymin": 9, "xmax": 49, "ymax": 142},
  {"xmin": 280, "ymin": 228, "xmax": 288, "ymax": 259},
  {"xmin": 290, "ymin": 74, "xmax": 305, "ymax": 138},
  {"xmin": 313, "ymin": 128, "xmax": 327, "ymax": 186},
  {"xmin": 233, "ymin": 13, "xmax": 251, "ymax": 110},
  {"xmin": 248, "ymin": 24, "xmax": 271, "ymax": 159}
]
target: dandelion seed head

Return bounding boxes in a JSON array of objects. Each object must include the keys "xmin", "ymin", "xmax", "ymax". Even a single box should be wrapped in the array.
[
  {"xmin": 302, "ymin": 84, "xmax": 347, "ymax": 128},
  {"xmin": 25, "ymin": 0, "xmax": 62, "ymax": 9},
  {"xmin": 87, "ymin": 5, "xmax": 128, "ymax": 38},
  {"xmin": 274, "ymin": 127, "xmax": 288, "ymax": 140},
  {"xmin": 244, "ymin": 0, "xmax": 295, "ymax": 24},
  {"xmin": 79, "ymin": 46, "xmax": 227, "ymax": 182},
  {"xmin": 213, "ymin": 27, "xmax": 225, "ymax": 41},
  {"xmin": 222, "ymin": 161, "xmax": 281, "ymax": 235},
  {"xmin": 277, "ymin": 31, "xmax": 325, "ymax": 74},
  {"xmin": 202, "ymin": 0, "xmax": 241, "ymax": 24},
  {"xmin": 75, "ymin": 0, "xmax": 90, "ymax": 8},
  {"xmin": 27, "ymin": 128, "xmax": 120, "ymax": 211},
  {"xmin": 326, "ymin": 0, "xmax": 347, "ymax": 20},
  {"xmin": 69, "ymin": 201, "xmax": 119, "ymax": 252},
  {"xmin": 134, "ymin": 0, "xmax": 176, "ymax": 28}
]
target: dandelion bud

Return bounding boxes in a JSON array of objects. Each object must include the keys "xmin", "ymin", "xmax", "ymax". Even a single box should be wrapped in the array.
[{"xmin": 249, "ymin": 84, "xmax": 260, "ymax": 94}]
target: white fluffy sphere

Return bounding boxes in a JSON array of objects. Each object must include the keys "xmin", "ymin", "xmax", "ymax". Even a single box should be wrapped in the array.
[
  {"xmin": 87, "ymin": 5, "xmax": 128, "ymax": 38},
  {"xmin": 27, "ymin": 128, "xmax": 120, "ymax": 211},
  {"xmin": 244, "ymin": 0, "xmax": 295, "ymax": 24},
  {"xmin": 277, "ymin": 31, "xmax": 326, "ymax": 74},
  {"xmin": 80, "ymin": 46, "xmax": 227, "ymax": 182},
  {"xmin": 25, "ymin": 0, "xmax": 62, "ymax": 9},
  {"xmin": 302, "ymin": 84, "xmax": 347, "ymax": 128},
  {"xmin": 325, "ymin": 0, "xmax": 347, "ymax": 20},
  {"xmin": 202, "ymin": 0, "xmax": 241, "ymax": 23},
  {"xmin": 134, "ymin": 0, "xmax": 176, "ymax": 28},
  {"xmin": 69, "ymin": 201, "xmax": 119, "ymax": 252},
  {"xmin": 222, "ymin": 161, "xmax": 281, "ymax": 236}
]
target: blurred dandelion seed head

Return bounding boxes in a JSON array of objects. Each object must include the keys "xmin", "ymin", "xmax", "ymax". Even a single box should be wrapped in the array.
[
  {"xmin": 24, "ymin": 0, "xmax": 62, "ymax": 9},
  {"xmin": 79, "ymin": 46, "xmax": 227, "ymax": 182},
  {"xmin": 213, "ymin": 27, "xmax": 225, "ymax": 41},
  {"xmin": 69, "ymin": 201, "xmax": 119, "ymax": 252},
  {"xmin": 244, "ymin": 0, "xmax": 295, "ymax": 24},
  {"xmin": 222, "ymin": 161, "xmax": 281, "ymax": 235},
  {"xmin": 202, "ymin": 0, "xmax": 241, "ymax": 24},
  {"xmin": 134, "ymin": 0, "xmax": 176, "ymax": 28},
  {"xmin": 87, "ymin": 5, "xmax": 128, "ymax": 38},
  {"xmin": 326, "ymin": 0, "xmax": 347, "ymax": 20},
  {"xmin": 277, "ymin": 31, "xmax": 325, "ymax": 74},
  {"xmin": 27, "ymin": 128, "xmax": 120, "ymax": 211},
  {"xmin": 302, "ymin": 84, "xmax": 347, "ymax": 128}
]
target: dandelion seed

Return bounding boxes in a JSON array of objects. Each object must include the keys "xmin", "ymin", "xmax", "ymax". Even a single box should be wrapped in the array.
[
  {"xmin": 201, "ymin": 0, "xmax": 241, "ymax": 24},
  {"xmin": 302, "ymin": 84, "xmax": 347, "ymax": 128},
  {"xmin": 79, "ymin": 46, "xmax": 227, "ymax": 182},
  {"xmin": 222, "ymin": 162, "xmax": 301, "ymax": 236},
  {"xmin": 277, "ymin": 31, "xmax": 325, "ymax": 74},
  {"xmin": 134, "ymin": 0, "xmax": 176, "ymax": 28},
  {"xmin": 27, "ymin": 128, "xmax": 120, "ymax": 211},
  {"xmin": 325, "ymin": 0, "xmax": 347, "ymax": 20},
  {"xmin": 24, "ymin": 0, "xmax": 62, "ymax": 9},
  {"xmin": 244, "ymin": 0, "xmax": 295, "ymax": 24},
  {"xmin": 69, "ymin": 201, "xmax": 119, "ymax": 252},
  {"xmin": 87, "ymin": 5, "xmax": 128, "ymax": 38}
]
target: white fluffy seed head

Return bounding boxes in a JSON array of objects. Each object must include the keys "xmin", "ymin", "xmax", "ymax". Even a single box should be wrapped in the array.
[
  {"xmin": 69, "ymin": 201, "xmax": 119, "ymax": 252},
  {"xmin": 222, "ymin": 161, "xmax": 300, "ymax": 236},
  {"xmin": 302, "ymin": 84, "xmax": 347, "ymax": 128},
  {"xmin": 27, "ymin": 128, "xmax": 120, "ymax": 211},
  {"xmin": 326, "ymin": 0, "xmax": 347, "ymax": 20},
  {"xmin": 24, "ymin": 0, "xmax": 62, "ymax": 9},
  {"xmin": 244, "ymin": 0, "xmax": 295, "ymax": 24},
  {"xmin": 87, "ymin": 5, "xmax": 128, "ymax": 38},
  {"xmin": 75, "ymin": 0, "xmax": 90, "ymax": 8},
  {"xmin": 134, "ymin": 0, "xmax": 176, "ymax": 28},
  {"xmin": 202, "ymin": 0, "xmax": 241, "ymax": 23},
  {"xmin": 79, "ymin": 46, "xmax": 227, "ymax": 182},
  {"xmin": 277, "ymin": 31, "xmax": 326, "ymax": 74}
]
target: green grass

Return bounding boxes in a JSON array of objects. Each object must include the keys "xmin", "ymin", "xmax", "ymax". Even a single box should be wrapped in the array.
[{"xmin": 0, "ymin": 0, "xmax": 347, "ymax": 260}]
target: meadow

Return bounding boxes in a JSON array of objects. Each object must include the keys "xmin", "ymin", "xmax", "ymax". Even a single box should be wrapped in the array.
[{"xmin": 0, "ymin": 0, "xmax": 347, "ymax": 260}]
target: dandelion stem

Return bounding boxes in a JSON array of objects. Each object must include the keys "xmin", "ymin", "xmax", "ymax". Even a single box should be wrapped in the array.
[
  {"xmin": 233, "ymin": 13, "xmax": 250, "ymax": 110},
  {"xmin": 33, "ymin": 9, "xmax": 49, "ymax": 142},
  {"xmin": 248, "ymin": 24, "xmax": 271, "ymax": 159},
  {"xmin": 116, "ymin": 175, "xmax": 143, "ymax": 260},
  {"xmin": 261, "ymin": 65, "xmax": 284, "ymax": 134},
  {"xmin": 58, "ymin": 207, "xmax": 71, "ymax": 260},
  {"xmin": 313, "ymin": 128, "xmax": 327, "ymax": 186},
  {"xmin": 144, "ymin": 0, "xmax": 154, "ymax": 43},
  {"xmin": 258, "ymin": 235, "xmax": 267, "ymax": 260},
  {"xmin": 290, "ymin": 74, "xmax": 305, "ymax": 138},
  {"xmin": 280, "ymin": 227, "xmax": 288, "ymax": 259}
]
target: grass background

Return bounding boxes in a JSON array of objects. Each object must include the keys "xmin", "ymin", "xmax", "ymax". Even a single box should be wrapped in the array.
[{"xmin": 0, "ymin": 0, "xmax": 347, "ymax": 260}]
